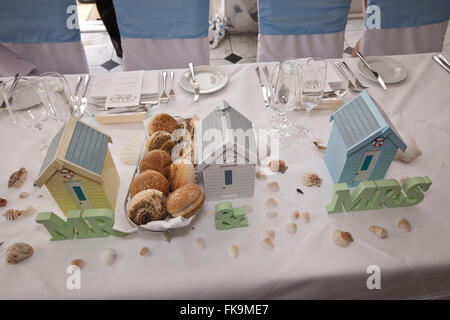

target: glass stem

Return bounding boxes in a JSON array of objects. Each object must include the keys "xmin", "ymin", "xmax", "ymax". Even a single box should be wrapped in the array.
[{"xmin": 304, "ymin": 109, "xmax": 310, "ymax": 125}]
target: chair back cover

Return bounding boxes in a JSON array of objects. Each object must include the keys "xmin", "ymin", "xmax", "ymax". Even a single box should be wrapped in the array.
[
  {"xmin": 360, "ymin": 0, "xmax": 450, "ymax": 55},
  {"xmin": 113, "ymin": 0, "xmax": 210, "ymax": 70},
  {"xmin": 257, "ymin": 0, "xmax": 352, "ymax": 62},
  {"xmin": 0, "ymin": 0, "xmax": 88, "ymax": 74}
]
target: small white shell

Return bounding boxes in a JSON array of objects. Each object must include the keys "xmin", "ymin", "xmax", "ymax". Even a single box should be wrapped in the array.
[
  {"xmin": 256, "ymin": 169, "xmax": 267, "ymax": 181},
  {"xmin": 19, "ymin": 192, "xmax": 30, "ymax": 199},
  {"xmin": 265, "ymin": 229, "xmax": 275, "ymax": 240},
  {"xmin": 369, "ymin": 226, "xmax": 388, "ymax": 239},
  {"xmin": 228, "ymin": 245, "xmax": 239, "ymax": 258},
  {"xmin": 398, "ymin": 218, "xmax": 411, "ymax": 232},
  {"xmin": 285, "ymin": 222, "xmax": 297, "ymax": 234},
  {"xmin": 100, "ymin": 248, "xmax": 117, "ymax": 266},
  {"xmin": 394, "ymin": 132, "xmax": 422, "ymax": 163},
  {"xmin": 24, "ymin": 205, "xmax": 36, "ymax": 215},
  {"xmin": 265, "ymin": 197, "xmax": 278, "ymax": 208},
  {"xmin": 193, "ymin": 238, "xmax": 207, "ymax": 249},
  {"xmin": 243, "ymin": 204, "xmax": 253, "ymax": 214},
  {"xmin": 70, "ymin": 259, "xmax": 84, "ymax": 269},
  {"xmin": 266, "ymin": 211, "xmax": 278, "ymax": 219},
  {"xmin": 300, "ymin": 211, "xmax": 310, "ymax": 224},
  {"xmin": 261, "ymin": 237, "xmax": 273, "ymax": 249},
  {"xmin": 120, "ymin": 135, "xmax": 145, "ymax": 166},
  {"xmin": 267, "ymin": 181, "xmax": 280, "ymax": 192},
  {"xmin": 290, "ymin": 210, "xmax": 300, "ymax": 220},
  {"xmin": 331, "ymin": 229, "xmax": 353, "ymax": 248},
  {"xmin": 301, "ymin": 172, "xmax": 322, "ymax": 187},
  {"xmin": 139, "ymin": 247, "xmax": 151, "ymax": 257}
]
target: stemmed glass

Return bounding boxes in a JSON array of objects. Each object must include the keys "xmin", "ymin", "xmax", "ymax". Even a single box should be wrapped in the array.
[{"xmin": 294, "ymin": 58, "xmax": 327, "ymax": 143}]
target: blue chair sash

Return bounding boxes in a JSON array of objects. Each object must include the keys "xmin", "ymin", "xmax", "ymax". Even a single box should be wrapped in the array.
[
  {"xmin": 258, "ymin": 0, "xmax": 352, "ymax": 35},
  {"xmin": 0, "ymin": 0, "xmax": 80, "ymax": 43},
  {"xmin": 366, "ymin": 0, "xmax": 450, "ymax": 29},
  {"xmin": 113, "ymin": 0, "xmax": 209, "ymax": 39}
]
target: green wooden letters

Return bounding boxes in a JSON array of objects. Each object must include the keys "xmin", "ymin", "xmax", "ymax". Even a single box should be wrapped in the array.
[{"xmin": 215, "ymin": 202, "xmax": 249, "ymax": 230}]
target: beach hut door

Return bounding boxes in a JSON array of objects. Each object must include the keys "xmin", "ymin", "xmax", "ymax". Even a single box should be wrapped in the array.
[
  {"xmin": 221, "ymin": 166, "xmax": 238, "ymax": 196},
  {"xmin": 65, "ymin": 181, "xmax": 93, "ymax": 210},
  {"xmin": 354, "ymin": 150, "xmax": 379, "ymax": 182}
]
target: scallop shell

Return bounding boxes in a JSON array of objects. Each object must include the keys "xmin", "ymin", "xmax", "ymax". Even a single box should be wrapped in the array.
[
  {"xmin": 268, "ymin": 160, "xmax": 288, "ymax": 173},
  {"xmin": 265, "ymin": 197, "xmax": 278, "ymax": 208},
  {"xmin": 5, "ymin": 242, "xmax": 34, "ymax": 264},
  {"xmin": 300, "ymin": 211, "xmax": 310, "ymax": 223},
  {"xmin": 19, "ymin": 192, "xmax": 30, "ymax": 199},
  {"xmin": 139, "ymin": 247, "xmax": 151, "ymax": 257},
  {"xmin": 285, "ymin": 222, "xmax": 297, "ymax": 234},
  {"xmin": 266, "ymin": 211, "xmax": 278, "ymax": 219},
  {"xmin": 302, "ymin": 172, "xmax": 322, "ymax": 187},
  {"xmin": 120, "ymin": 135, "xmax": 145, "ymax": 166},
  {"xmin": 394, "ymin": 132, "xmax": 422, "ymax": 163},
  {"xmin": 255, "ymin": 169, "xmax": 267, "ymax": 181},
  {"xmin": 265, "ymin": 229, "xmax": 275, "ymax": 240},
  {"xmin": 243, "ymin": 204, "xmax": 253, "ymax": 214},
  {"xmin": 369, "ymin": 226, "xmax": 388, "ymax": 239},
  {"xmin": 332, "ymin": 229, "xmax": 353, "ymax": 248},
  {"xmin": 70, "ymin": 259, "xmax": 85, "ymax": 269},
  {"xmin": 193, "ymin": 238, "xmax": 207, "ymax": 249},
  {"xmin": 290, "ymin": 210, "xmax": 300, "ymax": 220},
  {"xmin": 261, "ymin": 237, "xmax": 274, "ymax": 249},
  {"xmin": 267, "ymin": 181, "xmax": 280, "ymax": 192},
  {"xmin": 100, "ymin": 248, "xmax": 117, "ymax": 266},
  {"xmin": 2, "ymin": 209, "xmax": 25, "ymax": 221},
  {"xmin": 398, "ymin": 218, "xmax": 411, "ymax": 232},
  {"xmin": 228, "ymin": 245, "xmax": 239, "ymax": 258},
  {"xmin": 8, "ymin": 167, "xmax": 28, "ymax": 188}
]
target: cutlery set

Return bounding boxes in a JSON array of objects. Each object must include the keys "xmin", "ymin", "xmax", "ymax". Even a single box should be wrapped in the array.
[
  {"xmin": 334, "ymin": 61, "xmax": 368, "ymax": 94},
  {"xmin": 433, "ymin": 54, "xmax": 450, "ymax": 73},
  {"xmin": 160, "ymin": 70, "xmax": 176, "ymax": 104},
  {"xmin": 255, "ymin": 65, "xmax": 273, "ymax": 108},
  {"xmin": 356, "ymin": 51, "xmax": 387, "ymax": 90}
]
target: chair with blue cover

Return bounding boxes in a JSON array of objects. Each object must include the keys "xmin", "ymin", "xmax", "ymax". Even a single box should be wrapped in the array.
[
  {"xmin": 113, "ymin": 0, "xmax": 210, "ymax": 71},
  {"xmin": 0, "ymin": 0, "xmax": 89, "ymax": 75},
  {"xmin": 360, "ymin": 0, "xmax": 450, "ymax": 56},
  {"xmin": 257, "ymin": 0, "xmax": 352, "ymax": 62}
]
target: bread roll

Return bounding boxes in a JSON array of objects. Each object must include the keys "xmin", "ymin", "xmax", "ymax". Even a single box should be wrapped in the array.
[
  {"xmin": 128, "ymin": 189, "xmax": 167, "ymax": 225},
  {"xmin": 130, "ymin": 170, "xmax": 169, "ymax": 198},
  {"xmin": 148, "ymin": 113, "xmax": 178, "ymax": 136},
  {"xmin": 145, "ymin": 131, "xmax": 176, "ymax": 154},
  {"xmin": 168, "ymin": 159, "xmax": 195, "ymax": 192},
  {"xmin": 139, "ymin": 150, "xmax": 172, "ymax": 177},
  {"xmin": 166, "ymin": 184, "xmax": 205, "ymax": 218}
]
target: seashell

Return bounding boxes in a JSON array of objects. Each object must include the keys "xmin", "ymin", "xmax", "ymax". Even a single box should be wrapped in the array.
[
  {"xmin": 24, "ymin": 205, "xmax": 36, "ymax": 215},
  {"xmin": 267, "ymin": 181, "xmax": 280, "ymax": 192},
  {"xmin": 162, "ymin": 231, "xmax": 173, "ymax": 242},
  {"xmin": 261, "ymin": 237, "xmax": 273, "ymax": 249},
  {"xmin": 19, "ymin": 192, "xmax": 30, "ymax": 199},
  {"xmin": 331, "ymin": 229, "xmax": 353, "ymax": 248},
  {"xmin": 8, "ymin": 167, "xmax": 28, "ymax": 188},
  {"xmin": 228, "ymin": 245, "xmax": 239, "ymax": 258},
  {"xmin": 2, "ymin": 209, "xmax": 25, "ymax": 221},
  {"xmin": 302, "ymin": 172, "xmax": 322, "ymax": 187},
  {"xmin": 265, "ymin": 197, "xmax": 278, "ymax": 208},
  {"xmin": 139, "ymin": 247, "xmax": 151, "ymax": 257},
  {"xmin": 243, "ymin": 204, "xmax": 253, "ymax": 214},
  {"xmin": 285, "ymin": 222, "xmax": 297, "ymax": 234},
  {"xmin": 70, "ymin": 259, "xmax": 85, "ymax": 269},
  {"xmin": 290, "ymin": 210, "xmax": 300, "ymax": 220},
  {"xmin": 369, "ymin": 226, "xmax": 388, "ymax": 239},
  {"xmin": 0, "ymin": 197, "xmax": 7, "ymax": 208},
  {"xmin": 398, "ymin": 218, "xmax": 411, "ymax": 232},
  {"xmin": 193, "ymin": 238, "xmax": 206, "ymax": 249},
  {"xmin": 255, "ymin": 169, "xmax": 267, "ymax": 181},
  {"xmin": 313, "ymin": 140, "xmax": 327, "ymax": 152},
  {"xmin": 6, "ymin": 242, "xmax": 34, "ymax": 264},
  {"xmin": 100, "ymin": 248, "xmax": 117, "ymax": 266},
  {"xmin": 266, "ymin": 211, "xmax": 278, "ymax": 219},
  {"xmin": 300, "ymin": 211, "xmax": 310, "ymax": 224},
  {"xmin": 265, "ymin": 229, "xmax": 275, "ymax": 240},
  {"xmin": 120, "ymin": 135, "xmax": 145, "ymax": 166},
  {"xmin": 268, "ymin": 160, "xmax": 288, "ymax": 173},
  {"xmin": 296, "ymin": 188, "xmax": 304, "ymax": 195},
  {"xmin": 394, "ymin": 132, "xmax": 422, "ymax": 163}
]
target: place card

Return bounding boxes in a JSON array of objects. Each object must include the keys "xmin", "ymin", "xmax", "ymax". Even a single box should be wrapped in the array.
[{"xmin": 105, "ymin": 71, "xmax": 143, "ymax": 108}]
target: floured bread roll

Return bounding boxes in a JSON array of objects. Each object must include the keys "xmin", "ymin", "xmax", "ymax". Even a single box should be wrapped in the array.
[
  {"xmin": 147, "ymin": 113, "xmax": 178, "ymax": 136},
  {"xmin": 128, "ymin": 189, "xmax": 167, "ymax": 225},
  {"xmin": 168, "ymin": 159, "xmax": 195, "ymax": 192},
  {"xmin": 166, "ymin": 184, "xmax": 205, "ymax": 218},
  {"xmin": 139, "ymin": 150, "xmax": 172, "ymax": 177},
  {"xmin": 130, "ymin": 170, "xmax": 169, "ymax": 198},
  {"xmin": 145, "ymin": 131, "xmax": 176, "ymax": 154}
]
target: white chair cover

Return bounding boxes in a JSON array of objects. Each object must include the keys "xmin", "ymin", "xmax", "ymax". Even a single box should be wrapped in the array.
[
  {"xmin": 360, "ymin": 0, "xmax": 450, "ymax": 56},
  {"xmin": 113, "ymin": 0, "xmax": 210, "ymax": 71},
  {"xmin": 257, "ymin": 0, "xmax": 352, "ymax": 62},
  {"xmin": 0, "ymin": 44, "xmax": 36, "ymax": 77},
  {"xmin": 0, "ymin": 0, "xmax": 89, "ymax": 75}
]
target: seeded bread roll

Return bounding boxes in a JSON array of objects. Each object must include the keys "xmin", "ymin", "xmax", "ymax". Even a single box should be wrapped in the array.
[
  {"xmin": 148, "ymin": 113, "xmax": 178, "ymax": 136},
  {"xmin": 168, "ymin": 159, "xmax": 195, "ymax": 192},
  {"xmin": 139, "ymin": 150, "xmax": 172, "ymax": 177},
  {"xmin": 145, "ymin": 131, "xmax": 176, "ymax": 154},
  {"xmin": 166, "ymin": 184, "xmax": 205, "ymax": 218},
  {"xmin": 130, "ymin": 170, "xmax": 169, "ymax": 198},
  {"xmin": 128, "ymin": 189, "xmax": 167, "ymax": 225}
]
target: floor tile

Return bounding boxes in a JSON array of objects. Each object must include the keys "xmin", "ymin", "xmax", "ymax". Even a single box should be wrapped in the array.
[
  {"xmin": 101, "ymin": 60, "xmax": 119, "ymax": 71},
  {"xmin": 210, "ymin": 37, "xmax": 232, "ymax": 59},
  {"xmin": 109, "ymin": 64, "xmax": 125, "ymax": 72},
  {"xmin": 210, "ymin": 59, "xmax": 233, "ymax": 66},
  {"xmin": 230, "ymin": 35, "xmax": 258, "ymax": 58},
  {"xmin": 225, "ymin": 53, "xmax": 243, "ymax": 64},
  {"xmin": 84, "ymin": 43, "xmax": 114, "ymax": 66}
]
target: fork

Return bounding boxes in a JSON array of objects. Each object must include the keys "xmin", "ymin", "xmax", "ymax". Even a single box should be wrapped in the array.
[
  {"xmin": 341, "ymin": 61, "xmax": 368, "ymax": 91},
  {"xmin": 160, "ymin": 71, "xmax": 169, "ymax": 104},
  {"xmin": 169, "ymin": 71, "xmax": 176, "ymax": 101},
  {"xmin": 334, "ymin": 61, "xmax": 359, "ymax": 94}
]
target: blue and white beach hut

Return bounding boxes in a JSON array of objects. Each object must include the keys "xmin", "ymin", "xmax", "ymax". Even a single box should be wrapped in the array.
[{"xmin": 324, "ymin": 91, "xmax": 406, "ymax": 187}]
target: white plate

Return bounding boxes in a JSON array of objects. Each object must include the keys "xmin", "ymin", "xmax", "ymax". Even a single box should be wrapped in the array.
[
  {"xmin": 179, "ymin": 66, "xmax": 228, "ymax": 94},
  {"xmin": 357, "ymin": 56, "xmax": 408, "ymax": 84}
]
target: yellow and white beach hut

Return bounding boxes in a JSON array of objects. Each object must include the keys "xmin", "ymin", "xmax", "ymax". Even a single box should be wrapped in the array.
[{"xmin": 34, "ymin": 115, "xmax": 120, "ymax": 215}]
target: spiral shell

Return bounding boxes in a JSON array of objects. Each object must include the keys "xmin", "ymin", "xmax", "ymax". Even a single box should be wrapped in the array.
[
  {"xmin": 369, "ymin": 226, "xmax": 388, "ymax": 239},
  {"xmin": 2, "ymin": 209, "xmax": 25, "ymax": 221},
  {"xmin": 268, "ymin": 160, "xmax": 288, "ymax": 173},
  {"xmin": 120, "ymin": 135, "xmax": 145, "ymax": 166},
  {"xmin": 332, "ymin": 229, "xmax": 353, "ymax": 248},
  {"xmin": 398, "ymin": 218, "xmax": 411, "ymax": 232},
  {"xmin": 394, "ymin": 132, "xmax": 422, "ymax": 163},
  {"xmin": 100, "ymin": 248, "xmax": 117, "ymax": 266},
  {"xmin": 302, "ymin": 172, "xmax": 322, "ymax": 187}
]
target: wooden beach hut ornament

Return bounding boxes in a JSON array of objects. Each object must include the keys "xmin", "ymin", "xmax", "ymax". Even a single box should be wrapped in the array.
[
  {"xmin": 324, "ymin": 91, "xmax": 406, "ymax": 187},
  {"xmin": 34, "ymin": 115, "xmax": 120, "ymax": 215},
  {"xmin": 195, "ymin": 101, "xmax": 258, "ymax": 200}
]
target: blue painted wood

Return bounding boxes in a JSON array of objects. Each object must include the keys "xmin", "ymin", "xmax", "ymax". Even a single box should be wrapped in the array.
[{"xmin": 38, "ymin": 125, "xmax": 65, "ymax": 177}]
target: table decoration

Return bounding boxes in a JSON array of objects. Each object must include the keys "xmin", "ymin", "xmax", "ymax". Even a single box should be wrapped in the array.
[{"xmin": 215, "ymin": 201, "xmax": 248, "ymax": 230}]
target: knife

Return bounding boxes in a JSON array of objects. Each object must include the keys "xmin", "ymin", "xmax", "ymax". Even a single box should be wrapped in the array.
[
  {"xmin": 255, "ymin": 67, "xmax": 269, "ymax": 107},
  {"xmin": 189, "ymin": 62, "xmax": 200, "ymax": 102},
  {"xmin": 433, "ymin": 56, "xmax": 450, "ymax": 73},
  {"xmin": 356, "ymin": 51, "xmax": 387, "ymax": 90},
  {"xmin": 437, "ymin": 54, "xmax": 450, "ymax": 69}
]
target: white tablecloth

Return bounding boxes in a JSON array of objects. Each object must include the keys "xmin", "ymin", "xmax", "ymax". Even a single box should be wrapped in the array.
[{"xmin": 1, "ymin": 53, "xmax": 450, "ymax": 299}]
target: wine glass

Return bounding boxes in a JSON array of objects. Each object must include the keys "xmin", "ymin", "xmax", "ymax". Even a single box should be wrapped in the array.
[
  {"xmin": 294, "ymin": 58, "xmax": 327, "ymax": 143},
  {"xmin": 270, "ymin": 61, "xmax": 301, "ymax": 147},
  {"xmin": 3, "ymin": 76, "xmax": 50, "ymax": 155}
]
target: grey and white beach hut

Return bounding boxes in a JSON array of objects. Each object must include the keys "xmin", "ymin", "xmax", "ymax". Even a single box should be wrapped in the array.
[{"xmin": 195, "ymin": 103, "xmax": 258, "ymax": 200}]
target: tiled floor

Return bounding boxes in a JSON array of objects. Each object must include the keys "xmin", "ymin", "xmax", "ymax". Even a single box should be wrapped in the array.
[{"xmin": 81, "ymin": 19, "xmax": 450, "ymax": 73}]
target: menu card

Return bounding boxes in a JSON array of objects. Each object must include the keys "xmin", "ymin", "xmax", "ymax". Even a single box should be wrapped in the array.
[{"xmin": 105, "ymin": 71, "xmax": 143, "ymax": 108}]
